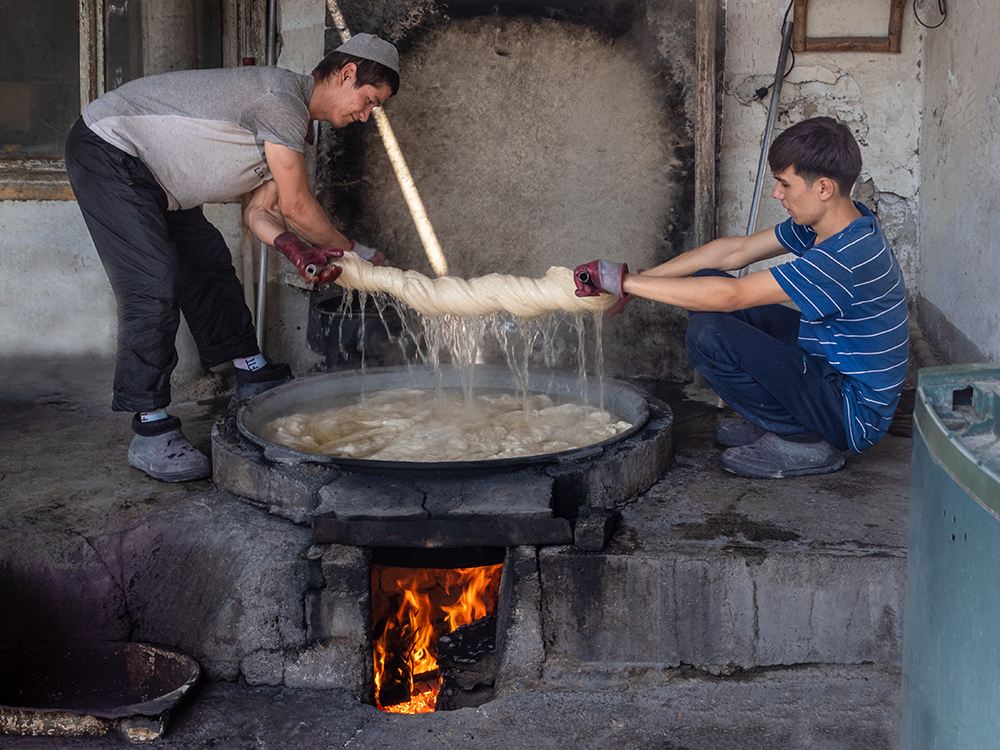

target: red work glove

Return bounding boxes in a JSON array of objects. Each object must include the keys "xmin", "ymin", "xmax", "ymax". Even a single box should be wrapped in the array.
[
  {"xmin": 273, "ymin": 232, "xmax": 344, "ymax": 284},
  {"xmin": 573, "ymin": 260, "xmax": 633, "ymax": 318},
  {"xmin": 350, "ymin": 239, "xmax": 386, "ymax": 267}
]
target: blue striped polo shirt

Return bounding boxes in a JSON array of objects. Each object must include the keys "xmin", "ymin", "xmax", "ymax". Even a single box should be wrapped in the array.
[{"xmin": 771, "ymin": 203, "xmax": 908, "ymax": 453}]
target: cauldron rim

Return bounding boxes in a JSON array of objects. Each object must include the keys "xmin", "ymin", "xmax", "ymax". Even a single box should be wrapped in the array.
[{"xmin": 237, "ymin": 364, "xmax": 650, "ymax": 473}]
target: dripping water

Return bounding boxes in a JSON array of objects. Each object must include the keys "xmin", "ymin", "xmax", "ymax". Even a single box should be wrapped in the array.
[{"xmin": 324, "ymin": 288, "xmax": 611, "ymax": 422}]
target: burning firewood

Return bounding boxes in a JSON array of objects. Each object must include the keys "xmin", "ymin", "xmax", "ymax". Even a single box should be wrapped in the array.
[
  {"xmin": 372, "ymin": 563, "xmax": 502, "ymax": 713},
  {"xmin": 435, "ymin": 616, "xmax": 497, "ymax": 711},
  {"xmin": 374, "ymin": 617, "xmax": 413, "ymax": 708}
]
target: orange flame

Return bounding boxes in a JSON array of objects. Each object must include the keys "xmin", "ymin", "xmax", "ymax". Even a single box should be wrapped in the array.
[{"xmin": 373, "ymin": 563, "xmax": 502, "ymax": 714}]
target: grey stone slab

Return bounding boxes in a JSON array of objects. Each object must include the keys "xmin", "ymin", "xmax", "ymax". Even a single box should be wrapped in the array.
[
  {"xmin": 624, "ymin": 414, "xmax": 912, "ymax": 555},
  {"xmin": 283, "ymin": 639, "xmax": 371, "ymax": 698},
  {"xmin": 212, "ymin": 410, "xmax": 340, "ymax": 525},
  {"xmin": 572, "ymin": 506, "xmax": 621, "ymax": 550},
  {"xmin": 313, "ymin": 545, "xmax": 371, "ymax": 641},
  {"xmin": 538, "ymin": 546, "xmax": 905, "ymax": 674},
  {"xmin": 311, "ymin": 471, "xmax": 569, "ymax": 547},
  {"xmin": 315, "ymin": 474, "xmax": 427, "ymax": 520},
  {"xmin": 494, "ymin": 546, "xmax": 545, "ymax": 698},
  {"xmin": 416, "ymin": 472, "xmax": 555, "ymax": 518},
  {"xmin": 548, "ymin": 395, "xmax": 674, "ymax": 515},
  {"xmin": 312, "ymin": 516, "xmax": 573, "ymax": 548}
]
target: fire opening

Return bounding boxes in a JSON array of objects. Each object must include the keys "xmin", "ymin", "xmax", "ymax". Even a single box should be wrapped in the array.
[{"xmin": 371, "ymin": 547, "xmax": 505, "ymax": 714}]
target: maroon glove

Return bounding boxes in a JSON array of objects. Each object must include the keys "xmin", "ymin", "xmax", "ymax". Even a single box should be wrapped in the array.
[
  {"xmin": 574, "ymin": 260, "xmax": 627, "ymax": 296},
  {"xmin": 573, "ymin": 260, "xmax": 633, "ymax": 317},
  {"xmin": 273, "ymin": 232, "xmax": 344, "ymax": 284}
]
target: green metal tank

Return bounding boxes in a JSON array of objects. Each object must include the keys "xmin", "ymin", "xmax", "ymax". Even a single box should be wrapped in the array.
[{"xmin": 902, "ymin": 364, "xmax": 1000, "ymax": 749}]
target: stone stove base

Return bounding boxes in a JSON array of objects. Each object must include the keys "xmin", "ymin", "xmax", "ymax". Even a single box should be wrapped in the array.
[{"xmin": 211, "ymin": 369, "xmax": 674, "ymax": 550}]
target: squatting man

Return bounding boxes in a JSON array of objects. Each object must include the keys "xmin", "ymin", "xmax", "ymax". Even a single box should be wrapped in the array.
[
  {"xmin": 65, "ymin": 34, "xmax": 399, "ymax": 483},
  {"xmin": 575, "ymin": 117, "xmax": 908, "ymax": 479}
]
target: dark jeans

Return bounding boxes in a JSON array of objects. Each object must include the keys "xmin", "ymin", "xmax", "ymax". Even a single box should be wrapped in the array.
[
  {"xmin": 685, "ymin": 270, "xmax": 849, "ymax": 451},
  {"xmin": 65, "ymin": 117, "xmax": 259, "ymax": 412}
]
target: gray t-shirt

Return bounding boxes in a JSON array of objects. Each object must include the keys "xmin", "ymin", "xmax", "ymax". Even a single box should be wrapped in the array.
[{"xmin": 83, "ymin": 66, "xmax": 314, "ymax": 210}]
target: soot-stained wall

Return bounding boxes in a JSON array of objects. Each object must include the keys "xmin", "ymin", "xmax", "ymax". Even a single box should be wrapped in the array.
[{"xmin": 316, "ymin": 0, "xmax": 714, "ymax": 380}]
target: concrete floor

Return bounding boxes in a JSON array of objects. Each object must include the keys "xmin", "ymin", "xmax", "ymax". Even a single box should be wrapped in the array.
[{"xmin": 0, "ymin": 358, "xmax": 912, "ymax": 749}]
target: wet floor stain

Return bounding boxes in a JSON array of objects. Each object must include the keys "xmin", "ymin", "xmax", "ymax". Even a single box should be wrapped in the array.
[{"xmin": 675, "ymin": 510, "xmax": 800, "ymax": 543}]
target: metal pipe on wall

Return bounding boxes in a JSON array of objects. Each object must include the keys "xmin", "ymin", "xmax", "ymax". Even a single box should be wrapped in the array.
[
  {"xmin": 255, "ymin": 0, "xmax": 278, "ymax": 351},
  {"xmin": 739, "ymin": 16, "xmax": 794, "ymax": 276}
]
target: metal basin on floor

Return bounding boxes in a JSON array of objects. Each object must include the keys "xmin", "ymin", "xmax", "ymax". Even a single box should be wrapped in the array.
[{"xmin": 0, "ymin": 640, "xmax": 200, "ymax": 742}]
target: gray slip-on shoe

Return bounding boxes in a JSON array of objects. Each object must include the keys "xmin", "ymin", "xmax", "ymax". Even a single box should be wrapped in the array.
[
  {"xmin": 719, "ymin": 431, "xmax": 845, "ymax": 479},
  {"xmin": 231, "ymin": 362, "xmax": 294, "ymax": 406},
  {"xmin": 713, "ymin": 417, "xmax": 767, "ymax": 447},
  {"xmin": 128, "ymin": 416, "xmax": 211, "ymax": 482}
]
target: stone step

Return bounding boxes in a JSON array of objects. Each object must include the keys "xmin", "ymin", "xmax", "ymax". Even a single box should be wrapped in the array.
[
  {"xmin": 570, "ymin": 379, "xmax": 911, "ymax": 674},
  {"xmin": 529, "ymin": 439, "xmax": 909, "ymax": 677},
  {"xmin": 538, "ymin": 543, "xmax": 904, "ymax": 676},
  {"xmin": 0, "ymin": 667, "xmax": 903, "ymax": 749}
]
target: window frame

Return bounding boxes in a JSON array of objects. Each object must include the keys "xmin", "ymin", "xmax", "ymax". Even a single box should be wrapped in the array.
[
  {"xmin": 0, "ymin": 0, "xmax": 98, "ymax": 200},
  {"xmin": 792, "ymin": 0, "xmax": 906, "ymax": 54},
  {"xmin": 0, "ymin": 0, "xmax": 264, "ymax": 201}
]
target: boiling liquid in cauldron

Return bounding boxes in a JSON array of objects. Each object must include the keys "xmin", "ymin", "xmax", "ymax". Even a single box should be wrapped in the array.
[{"xmin": 262, "ymin": 388, "xmax": 631, "ymax": 462}]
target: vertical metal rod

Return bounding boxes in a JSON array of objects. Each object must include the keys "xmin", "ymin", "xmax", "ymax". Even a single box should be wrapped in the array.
[
  {"xmin": 255, "ymin": 244, "xmax": 268, "ymax": 350},
  {"xmin": 744, "ymin": 18, "xmax": 794, "ymax": 239},
  {"xmin": 255, "ymin": 0, "xmax": 278, "ymax": 350},
  {"xmin": 265, "ymin": 0, "xmax": 277, "ymax": 67}
]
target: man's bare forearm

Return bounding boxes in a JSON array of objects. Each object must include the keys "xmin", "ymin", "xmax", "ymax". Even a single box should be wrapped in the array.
[
  {"xmin": 622, "ymin": 266, "xmax": 791, "ymax": 312},
  {"xmin": 243, "ymin": 180, "xmax": 349, "ymax": 251},
  {"xmin": 243, "ymin": 183, "xmax": 287, "ymax": 245},
  {"xmin": 643, "ymin": 228, "xmax": 786, "ymax": 279},
  {"xmin": 262, "ymin": 140, "xmax": 351, "ymax": 251},
  {"xmin": 278, "ymin": 194, "xmax": 350, "ymax": 250}
]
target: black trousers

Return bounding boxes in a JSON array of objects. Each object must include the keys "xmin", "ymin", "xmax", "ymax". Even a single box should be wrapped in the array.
[{"xmin": 65, "ymin": 117, "xmax": 259, "ymax": 412}]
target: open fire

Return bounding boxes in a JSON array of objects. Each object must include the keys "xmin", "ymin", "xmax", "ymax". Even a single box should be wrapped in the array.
[{"xmin": 372, "ymin": 560, "xmax": 503, "ymax": 713}]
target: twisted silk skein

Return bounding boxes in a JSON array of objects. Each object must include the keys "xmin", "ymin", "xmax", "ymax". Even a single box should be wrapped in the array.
[{"xmin": 331, "ymin": 252, "xmax": 616, "ymax": 318}]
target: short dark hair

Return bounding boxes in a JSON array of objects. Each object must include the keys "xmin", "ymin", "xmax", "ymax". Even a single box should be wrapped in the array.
[
  {"xmin": 768, "ymin": 117, "xmax": 862, "ymax": 196},
  {"xmin": 313, "ymin": 51, "xmax": 400, "ymax": 96}
]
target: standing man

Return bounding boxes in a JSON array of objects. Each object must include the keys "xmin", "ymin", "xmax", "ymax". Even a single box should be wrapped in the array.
[
  {"xmin": 574, "ymin": 117, "xmax": 908, "ymax": 478},
  {"xmin": 65, "ymin": 34, "xmax": 399, "ymax": 482}
]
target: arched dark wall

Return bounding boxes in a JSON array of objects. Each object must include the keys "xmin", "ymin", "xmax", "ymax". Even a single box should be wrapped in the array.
[{"xmin": 317, "ymin": 0, "xmax": 715, "ymax": 380}]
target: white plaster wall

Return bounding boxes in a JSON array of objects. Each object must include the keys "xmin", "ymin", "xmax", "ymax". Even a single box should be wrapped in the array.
[
  {"xmin": 917, "ymin": 0, "xmax": 1000, "ymax": 363},
  {"xmin": 277, "ymin": 0, "xmax": 325, "ymax": 75},
  {"xmin": 0, "ymin": 199, "xmax": 242, "ymax": 365},
  {"xmin": 0, "ymin": 201, "xmax": 115, "ymax": 357},
  {"xmin": 719, "ymin": 0, "xmax": 924, "ymax": 297}
]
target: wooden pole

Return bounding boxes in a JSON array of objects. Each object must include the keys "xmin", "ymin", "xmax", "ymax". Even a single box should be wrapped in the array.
[{"xmin": 694, "ymin": 0, "xmax": 718, "ymax": 248}]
